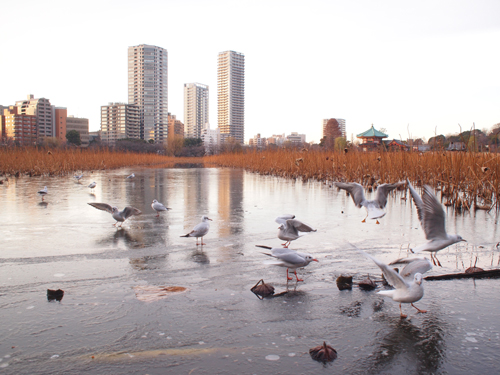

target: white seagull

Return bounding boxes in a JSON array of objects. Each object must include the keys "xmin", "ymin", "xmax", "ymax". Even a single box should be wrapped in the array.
[
  {"xmin": 361, "ymin": 250, "xmax": 428, "ymax": 319},
  {"xmin": 388, "ymin": 256, "xmax": 433, "ymax": 281},
  {"xmin": 74, "ymin": 173, "xmax": 83, "ymax": 182},
  {"xmin": 88, "ymin": 203, "xmax": 142, "ymax": 227},
  {"xmin": 275, "ymin": 215, "xmax": 317, "ymax": 248},
  {"xmin": 334, "ymin": 181, "xmax": 404, "ymax": 224},
  {"xmin": 126, "ymin": 173, "xmax": 135, "ymax": 179},
  {"xmin": 181, "ymin": 216, "xmax": 212, "ymax": 245},
  {"xmin": 151, "ymin": 199, "xmax": 171, "ymax": 217},
  {"xmin": 37, "ymin": 186, "xmax": 48, "ymax": 201},
  {"xmin": 88, "ymin": 182, "xmax": 97, "ymax": 191},
  {"xmin": 407, "ymin": 180, "xmax": 466, "ymax": 266},
  {"xmin": 257, "ymin": 245, "xmax": 318, "ymax": 282}
]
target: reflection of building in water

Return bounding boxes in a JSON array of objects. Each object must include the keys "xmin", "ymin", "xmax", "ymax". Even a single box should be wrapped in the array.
[
  {"xmin": 183, "ymin": 169, "xmax": 212, "ymax": 232},
  {"xmin": 217, "ymin": 169, "xmax": 244, "ymax": 238}
]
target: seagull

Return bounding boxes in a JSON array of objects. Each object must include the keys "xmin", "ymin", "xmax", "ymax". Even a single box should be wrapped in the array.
[
  {"xmin": 275, "ymin": 215, "xmax": 317, "ymax": 248},
  {"xmin": 181, "ymin": 216, "xmax": 212, "ymax": 245},
  {"xmin": 256, "ymin": 245, "xmax": 318, "ymax": 282},
  {"xmin": 88, "ymin": 182, "xmax": 97, "ymax": 191},
  {"xmin": 334, "ymin": 181, "xmax": 404, "ymax": 224},
  {"xmin": 388, "ymin": 257, "xmax": 433, "ymax": 281},
  {"xmin": 37, "ymin": 186, "xmax": 48, "ymax": 201},
  {"xmin": 126, "ymin": 173, "xmax": 135, "ymax": 179},
  {"xmin": 88, "ymin": 203, "xmax": 142, "ymax": 227},
  {"xmin": 74, "ymin": 173, "xmax": 83, "ymax": 182},
  {"xmin": 407, "ymin": 180, "xmax": 466, "ymax": 266},
  {"xmin": 360, "ymin": 250, "xmax": 428, "ymax": 319},
  {"xmin": 151, "ymin": 199, "xmax": 171, "ymax": 217}
]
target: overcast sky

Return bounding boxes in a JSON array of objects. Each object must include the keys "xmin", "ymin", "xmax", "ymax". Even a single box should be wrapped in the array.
[{"xmin": 1, "ymin": 0, "xmax": 499, "ymax": 143}]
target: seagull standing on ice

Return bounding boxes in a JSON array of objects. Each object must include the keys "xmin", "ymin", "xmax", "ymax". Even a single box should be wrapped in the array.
[
  {"xmin": 407, "ymin": 180, "xmax": 465, "ymax": 266},
  {"xmin": 181, "ymin": 216, "xmax": 212, "ymax": 245},
  {"xmin": 37, "ymin": 186, "xmax": 48, "ymax": 201},
  {"xmin": 256, "ymin": 245, "xmax": 318, "ymax": 282},
  {"xmin": 151, "ymin": 199, "xmax": 171, "ymax": 217},
  {"xmin": 275, "ymin": 215, "xmax": 317, "ymax": 248},
  {"xmin": 88, "ymin": 182, "xmax": 97, "ymax": 192},
  {"xmin": 74, "ymin": 174, "xmax": 83, "ymax": 182},
  {"xmin": 360, "ymin": 250, "xmax": 429, "ymax": 319},
  {"xmin": 334, "ymin": 181, "xmax": 404, "ymax": 224},
  {"xmin": 88, "ymin": 203, "xmax": 142, "ymax": 227}
]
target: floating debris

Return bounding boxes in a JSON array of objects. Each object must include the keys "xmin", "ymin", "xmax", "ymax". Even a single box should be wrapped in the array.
[
  {"xmin": 133, "ymin": 286, "xmax": 189, "ymax": 302},
  {"xmin": 336, "ymin": 275, "xmax": 353, "ymax": 290},
  {"xmin": 309, "ymin": 342, "xmax": 337, "ymax": 363},
  {"xmin": 47, "ymin": 289, "xmax": 64, "ymax": 302},
  {"xmin": 358, "ymin": 276, "xmax": 377, "ymax": 291},
  {"xmin": 465, "ymin": 257, "xmax": 485, "ymax": 273},
  {"xmin": 250, "ymin": 279, "xmax": 287, "ymax": 300},
  {"xmin": 265, "ymin": 354, "xmax": 280, "ymax": 361}
]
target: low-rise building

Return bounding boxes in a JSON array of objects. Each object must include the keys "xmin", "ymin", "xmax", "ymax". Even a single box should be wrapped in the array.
[
  {"xmin": 1, "ymin": 106, "xmax": 37, "ymax": 146},
  {"xmin": 67, "ymin": 116, "xmax": 89, "ymax": 147}
]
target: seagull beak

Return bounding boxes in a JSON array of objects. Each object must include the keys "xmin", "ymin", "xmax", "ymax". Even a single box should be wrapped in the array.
[
  {"xmin": 461, "ymin": 239, "xmax": 466, "ymax": 242},
  {"xmin": 415, "ymin": 279, "xmax": 422, "ymax": 285},
  {"xmin": 313, "ymin": 259, "xmax": 319, "ymax": 262}
]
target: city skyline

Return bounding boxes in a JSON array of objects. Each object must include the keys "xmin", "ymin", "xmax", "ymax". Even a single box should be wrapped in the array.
[{"xmin": 0, "ymin": 0, "xmax": 499, "ymax": 144}]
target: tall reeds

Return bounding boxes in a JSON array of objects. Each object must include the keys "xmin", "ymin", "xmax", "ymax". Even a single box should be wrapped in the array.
[{"xmin": 205, "ymin": 150, "xmax": 500, "ymax": 212}]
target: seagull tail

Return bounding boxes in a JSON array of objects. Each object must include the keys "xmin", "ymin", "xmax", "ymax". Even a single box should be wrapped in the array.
[
  {"xmin": 261, "ymin": 252, "xmax": 274, "ymax": 257},
  {"xmin": 255, "ymin": 245, "xmax": 273, "ymax": 250},
  {"xmin": 180, "ymin": 234, "xmax": 190, "ymax": 238}
]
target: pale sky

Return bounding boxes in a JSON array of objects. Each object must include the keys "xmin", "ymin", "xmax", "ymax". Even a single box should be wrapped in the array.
[{"xmin": 1, "ymin": 0, "xmax": 499, "ymax": 144}]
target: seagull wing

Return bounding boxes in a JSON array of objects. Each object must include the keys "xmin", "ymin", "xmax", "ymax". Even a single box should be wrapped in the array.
[
  {"xmin": 88, "ymin": 202, "xmax": 114, "ymax": 214},
  {"xmin": 121, "ymin": 206, "xmax": 142, "ymax": 219},
  {"xmin": 375, "ymin": 182, "xmax": 404, "ymax": 208},
  {"xmin": 362, "ymin": 250, "xmax": 409, "ymax": 290},
  {"xmin": 334, "ymin": 182, "xmax": 365, "ymax": 207},
  {"xmin": 389, "ymin": 257, "xmax": 433, "ymax": 281},
  {"xmin": 275, "ymin": 214, "xmax": 295, "ymax": 225},
  {"xmin": 192, "ymin": 222, "xmax": 209, "ymax": 237},
  {"xmin": 288, "ymin": 219, "xmax": 316, "ymax": 233},
  {"xmin": 271, "ymin": 248, "xmax": 306, "ymax": 265},
  {"xmin": 421, "ymin": 185, "xmax": 448, "ymax": 240},
  {"xmin": 407, "ymin": 179, "xmax": 424, "ymax": 225}
]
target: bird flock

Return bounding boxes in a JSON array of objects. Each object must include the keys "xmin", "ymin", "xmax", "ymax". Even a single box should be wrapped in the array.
[{"xmin": 35, "ymin": 174, "xmax": 466, "ymax": 319}]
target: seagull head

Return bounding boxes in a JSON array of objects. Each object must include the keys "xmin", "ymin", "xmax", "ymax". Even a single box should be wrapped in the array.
[
  {"xmin": 112, "ymin": 207, "xmax": 119, "ymax": 213},
  {"xmin": 152, "ymin": 199, "xmax": 158, "ymax": 203},
  {"xmin": 304, "ymin": 255, "xmax": 319, "ymax": 264},
  {"xmin": 278, "ymin": 223, "xmax": 285, "ymax": 230},
  {"xmin": 414, "ymin": 273, "xmax": 423, "ymax": 285},
  {"xmin": 202, "ymin": 216, "xmax": 212, "ymax": 222}
]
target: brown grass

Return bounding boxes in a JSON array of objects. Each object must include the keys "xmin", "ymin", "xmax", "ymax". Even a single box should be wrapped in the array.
[
  {"xmin": 205, "ymin": 149, "xmax": 500, "ymax": 212},
  {"xmin": 0, "ymin": 147, "xmax": 207, "ymax": 177}
]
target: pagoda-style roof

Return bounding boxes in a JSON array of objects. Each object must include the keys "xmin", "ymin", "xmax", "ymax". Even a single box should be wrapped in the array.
[{"xmin": 357, "ymin": 125, "xmax": 388, "ymax": 138}]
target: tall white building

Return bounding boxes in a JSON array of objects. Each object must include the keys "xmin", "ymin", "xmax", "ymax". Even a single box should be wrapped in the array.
[
  {"xmin": 217, "ymin": 50, "xmax": 245, "ymax": 144},
  {"xmin": 128, "ymin": 44, "xmax": 168, "ymax": 143},
  {"xmin": 322, "ymin": 118, "xmax": 346, "ymax": 139},
  {"xmin": 184, "ymin": 83, "xmax": 209, "ymax": 139}
]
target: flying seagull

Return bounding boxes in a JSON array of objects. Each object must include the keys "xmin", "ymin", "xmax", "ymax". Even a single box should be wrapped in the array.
[
  {"xmin": 126, "ymin": 173, "xmax": 135, "ymax": 179},
  {"xmin": 360, "ymin": 249, "xmax": 428, "ymax": 319},
  {"xmin": 275, "ymin": 215, "xmax": 317, "ymax": 248},
  {"xmin": 151, "ymin": 199, "xmax": 171, "ymax": 217},
  {"xmin": 88, "ymin": 203, "xmax": 142, "ymax": 227},
  {"xmin": 181, "ymin": 216, "xmax": 212, "ymax": 245},
  {"xmin": 334, "ymin": 181, "xmax": 404, "ymax": 224},
  {"xmin": 37, "ymin": 186, "xmax": 48, "ymax": 201},
  {"xmin": 407, "ymin": 180, "xmax": 465, "ymax": 266},
  {"xmin": 257, "ymin": 245, "xmax": 318, "ymax": 282}
]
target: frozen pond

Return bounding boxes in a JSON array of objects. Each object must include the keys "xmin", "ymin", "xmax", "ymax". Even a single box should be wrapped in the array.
[{"xmin": 1, "ymin": 167, "xmax": 499, "ymax": 374}]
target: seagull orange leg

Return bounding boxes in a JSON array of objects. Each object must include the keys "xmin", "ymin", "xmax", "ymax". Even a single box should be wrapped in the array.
[
  {"xmin": 399, "ymin": 303, "xmax": 407, "ymax": 319},
  {"xmin": 411, "ymin": 303, "xmax": 427, "ymax": 314},
  {"xmin": 286, "ymin": 269, "xmax": 293, "ymax": 281},
  {"xmin": 294, "ymin": 269, "xmax": 304, "ymax": 282}
]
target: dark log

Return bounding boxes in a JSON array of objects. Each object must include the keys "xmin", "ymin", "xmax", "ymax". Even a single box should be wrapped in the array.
[{"xmin": 425, "ymin": 269, "xmax": 500, "ymax": 281}]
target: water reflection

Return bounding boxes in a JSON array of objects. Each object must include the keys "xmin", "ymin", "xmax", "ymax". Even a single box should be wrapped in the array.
[
  {"xmin": 129, "ymin": 254, "xmax": 168, "ymax": 271},
  {"xmin": 190, "ymin": 249, "xmax": 210, "ymax": 264},
  {"xmin": 96, "ymin": 228, "xmax": 145, "ymax": 249},
  {"xmin": 363, "ymin": 312, "xmax": 446, "ymax": 374}
]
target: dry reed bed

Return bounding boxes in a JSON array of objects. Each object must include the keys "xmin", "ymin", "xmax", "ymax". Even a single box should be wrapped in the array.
[
  {"xmin": 0, "ymin": 148, "xmax": 203, "ymax": 177},
  {"xmin": 206, "ymin": 150, "xmax": 500, "ymax": 212}
]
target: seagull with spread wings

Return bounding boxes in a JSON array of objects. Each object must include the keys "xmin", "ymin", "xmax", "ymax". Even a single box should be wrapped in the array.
[
  {"xmin": 275, "ymin": 215, "xmax": 317, "ymax": 248},
  {"xmin": 88, "ymin": 203, "xmax": 142, "ymax": 227},
  {"xmin": 334, "ymin": 181, "xmax": 404, "ymax": 224}
]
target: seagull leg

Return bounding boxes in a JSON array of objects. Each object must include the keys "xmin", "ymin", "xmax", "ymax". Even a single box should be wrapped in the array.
[
  {"xmin": 411, "ymin": 303, "xmax": 427, "ymax": 314},
  {"xmin": 201, "ymin": 236, "xmax": 206, "ymax": 246},
  {"xmin": 434, "ymin": 254, "xmax": 442, "ymax": 267},
  {"xmin": 196, "ymin": 237, "xmax": 199, "ymax": 246},
  {"xmin": 376, "ymin": 220, "xmax": 380, "ymax": 224},
  {"xmin": 282, "ymin": 241, "xmax": 290, "ymax": 248},
  {"xmin": 286, "ymin": 269, "xmax": 293, "ymax": 281},
  {"xmin": 399, "ymin": 303, "xmax": 407, "ymax": 319},
  {"xmin": 361, "ymin": 213, "xmax": 367, "ymax": 223},
  {"xmin": 294, "ymin": 269, "xmax": 304, "ymax": 282}
]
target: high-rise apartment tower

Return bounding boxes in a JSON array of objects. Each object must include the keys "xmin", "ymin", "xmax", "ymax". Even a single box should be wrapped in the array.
[
  {"xmin": 184, "ymin": 83, "xmax": 209, "ymax": 139},
  {"xmin": 217, "ymin": 51, "xmax": 244, "ymax": 144},
  {"xmin": 128, "ymin": 44, "xmax": 168, "ymax": 143}
]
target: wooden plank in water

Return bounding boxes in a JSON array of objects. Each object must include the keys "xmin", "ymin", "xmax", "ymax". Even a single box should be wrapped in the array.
[{"xmin": 425, "ymin": 269, "xmax": 500, "ymax": 281}]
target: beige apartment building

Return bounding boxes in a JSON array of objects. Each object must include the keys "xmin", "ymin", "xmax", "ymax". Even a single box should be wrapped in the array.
[
  {"xmin": 128, "ymin": 44, "xmax": 168, "ymax": 143},
  {"xmin": 184, "ymin": 83, "xmax": 209, "ymax": 139},
  {"xmin": 1, "ymin": 106, "xmax": 37, "ymax": 145},
  {"xmin": 100, "ymin": 103, "xmax": 140, "ymax": 145},
  {"xmin": 167, "ymin": 113, "xmax": 184, "ymax": 141},
  {"xmin": 66, "ymin": 116, "xmax": 89, "ymax": 147},
  {"xmin": 15, "ymin": 95, "xmax": 53, "ymax": 142},
  {"xmin": 217, "ymin": 50, "xmax": 245, "ymax": 144},
  {"xmin": 55, "ymin": 108, "xmax": 68, "ymax": 143}
]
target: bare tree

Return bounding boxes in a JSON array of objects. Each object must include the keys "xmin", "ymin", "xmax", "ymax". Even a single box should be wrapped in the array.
[{"xmin": 323, "ymin": 118, "xmax": 342, "ymax": 149}]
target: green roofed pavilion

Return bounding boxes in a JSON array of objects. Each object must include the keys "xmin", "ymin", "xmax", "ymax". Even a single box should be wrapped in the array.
[{"xmin": 356, "ymin": 125, "xmax": 388, "ymax": 138}]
